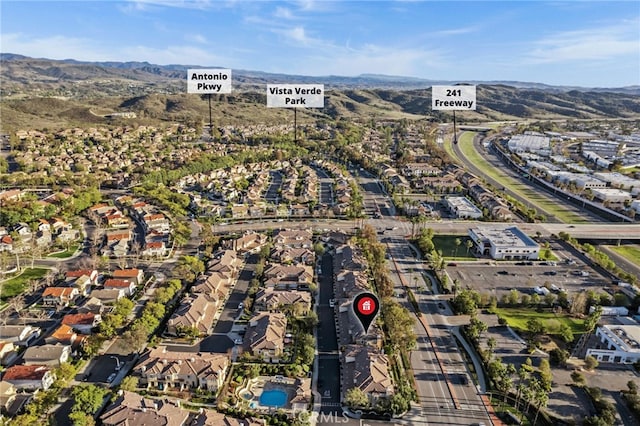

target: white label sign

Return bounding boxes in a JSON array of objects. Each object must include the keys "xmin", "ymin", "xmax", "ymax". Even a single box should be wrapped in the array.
[
  {"xmin": 432, "ymin": 85, "xmax": 476, "ymax": 110},
  {"xmin": 267, "ymin": 84, "xmax": 324, "ymax": 108},
  {"xmin": 187, "ymin": 69, "xmax": 232, "ymax": 94}
]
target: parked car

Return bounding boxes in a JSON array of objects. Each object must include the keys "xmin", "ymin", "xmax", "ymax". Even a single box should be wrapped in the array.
[{"xmin": 107, "ymin": 373, "xmax": 116, "ymax": 383}]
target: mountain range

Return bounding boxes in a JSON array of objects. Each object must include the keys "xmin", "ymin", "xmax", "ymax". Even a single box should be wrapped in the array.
[{"xmin": 1, "ymin": 54, "xmax": 639, "ymax": 132}]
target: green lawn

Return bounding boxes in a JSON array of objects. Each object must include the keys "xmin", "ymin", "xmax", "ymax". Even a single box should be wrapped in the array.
[
  {"xmin": 492, "ymin": 307, "xmax": 586, "ymax": 335},
  {"xmin": 0, "ymin": 268, "xmax": 49, "ymax": 300},
  {"xmin": 433, "ymin": 235, "xmax": 476, "ymax": 260},
  {"xmin": 48, "ymin": 244, "xmax": 79, "ymax": 259},
  {"xmin": 453, "ymin": 132, "xmax": 589, "ymax": 224},
  {"xmin": 610, "ymin": 245, "xmax": 640, "ymax": 266}
]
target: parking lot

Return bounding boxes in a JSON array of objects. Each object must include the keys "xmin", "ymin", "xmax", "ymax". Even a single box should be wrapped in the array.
[{"xmin": 445, "ymin": 246, "xmax": 611, "ymax": 302}]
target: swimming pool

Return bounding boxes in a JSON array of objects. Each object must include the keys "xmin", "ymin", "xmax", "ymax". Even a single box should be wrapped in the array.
[{"xmin": 259, "ymin": 389, "xmax": 288, "ymax": 407}]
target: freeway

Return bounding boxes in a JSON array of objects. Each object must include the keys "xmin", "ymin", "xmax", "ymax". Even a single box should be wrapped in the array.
[{"xmin": 450, "ymin": 131, "xmax": 603, "ymax": 224}]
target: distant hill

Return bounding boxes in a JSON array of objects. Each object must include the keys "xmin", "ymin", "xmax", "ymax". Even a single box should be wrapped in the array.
[{"xmin": 1, "ymin": 54, "xmax": 639, "ymax": 132}]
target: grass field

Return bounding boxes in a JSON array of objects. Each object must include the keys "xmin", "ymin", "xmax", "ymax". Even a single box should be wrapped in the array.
[
  {"xmin": 492, "ymin": 307, "xmax": 586, "ymax": 335},
  {"xmin": 0, "ymin": 268, "xmax": 48, "ymax": 300},
  {"xmin": 433, "ymin": 235, "xmax": 476, "ymax": 260},
  {"xmin": 48, "ymin": 244, "xmax": 79, "ymax": 259},
  {"xmin": 610, "ymin": 245, "xmax": 640, "ymax": 266},
  {"xmin": 452, "ymin": 132, "xmax": 589, "ymax": 224}
]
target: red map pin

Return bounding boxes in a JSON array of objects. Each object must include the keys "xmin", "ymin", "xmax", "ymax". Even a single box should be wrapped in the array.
[{"xmin": 352, "ymin": 292, "xmax": 380, "ymax": 334}]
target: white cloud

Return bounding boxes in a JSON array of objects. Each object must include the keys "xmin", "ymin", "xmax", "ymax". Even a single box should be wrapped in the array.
[
  {"xmin": 271, "ymin": 25, "xmax": 331, "ymax": 48},
  {"xmin": 291, "ymin": 43, "xmax": 448, "ymax": 77},
  {"xmin": 0, "ymin": 32, "xmax": 229, "ymax": 66},
  {"xmin": 184, "ymin": 33, "xmax": 208, "ymax": 44},
  {"xmin": 525, "ymin": 20, "xmax": 640, "ymax": 64},
  {"xmin": 274, "ymin": 6, "xmax": 295, "ymax": 20}
]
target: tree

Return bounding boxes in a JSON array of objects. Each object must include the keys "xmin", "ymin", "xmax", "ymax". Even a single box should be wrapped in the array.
[
  {"xmin": 465, "ymin": 239, "xmax": 473, "ymax": 256},
  {"xmin": 533, "ymin": 380, "xmax": 549, "ymax": 425},
  {"xmin": 453, "ymin": 238, "xmax": 461, "ymax": 258},
  {"xmin": 539, "ymin": 358, "xmax": 552, "ymax": 391},
  {"xmin": 585, "ymin": 355, "xmax": 599, "ymax": 371},
  {"xmin": 508, "ymin": 289, "xmax": 520, "ymax": 306},
  {"xmin": 69, "ymin": 411, "xmax": 96, "ymax": 426},
  {"xmin": 382, "ymin": 300, "xmax": 416, "ymax": 351},
  {"xmin": 627, "ymin": 380, "xmax": 638, "ymax": 395},
  {"xmin": 119, "ymin": 376, "xmax": 139, "ymax": 392},
  {"xmin": 571, "ymin": 371, "xmax": 586, "ymax": 386},
  {"xmin": 71, "ymin": 384, "xmax": 109, "ymax": 415},
  {"xmin": 559, "ymin": 323, "xmax": 574, "ymax": 343},
  {"xmin": 526, "ymin": 317, "xmax": 545, "ymax": 338},
  {"xmin": 585, "ymin": 306, "xmax": 602, "ymax": 334},
  {"xmin": 345, "ymin": 387, "xmax": 369, "ymax": 408},
  {"xmin": 549, "ymin": 348, "xmax": 569, "ymax": 367}
]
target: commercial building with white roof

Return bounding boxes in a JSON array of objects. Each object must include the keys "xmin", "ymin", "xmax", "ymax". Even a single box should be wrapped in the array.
[
  {"xmin": 586, "ymin": 325, "xmax": 640, "ymax": 364},
  {"xmin": 468, "ymin": 225, "xmax": 539, "ymax": 260},
  {"xmin": 591, "ymin": 188, "xmax": 633, "ymax": 203},
  {"xmin": 507, "ymin": 133, "xmax": 550, "ymax": 153},
  {"xmin": 445, "ymin": 196, "xmax": 483, "ymax": 219}
]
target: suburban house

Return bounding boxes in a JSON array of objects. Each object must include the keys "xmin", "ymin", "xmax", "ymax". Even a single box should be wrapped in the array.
[
  {"xmin": 254, "ymin": 289, "xmax": 311, "ymax": 316},
  {"xmin": 243, "ymin": 312, "xmax": 287, "ymax": 363},
  {"xmin": 104, "ymin": 279, "xmax": 136, "ymax": 296},
  {"xmin": 22, "ymin": 344, "xmax": 71, "ymax": 366},
  {"xmin": 263, "ymin": 265, "xmax": 314, "ymax": 290},
  {"xmin": 2, "ymin": 365, "xmax": 55, "ymax": 391},
  {"xmin": 0, "ymin": 381, "xmax": 17, "ymax": 413},
  {"xmin": 45, "ymin": 324, "xmax": 85, "ymax": 350},
  {"xmin": 229, "ymin": 232, "xmax": 268, "ymax": 253},
  {"xmin": 272, "ymin": 229, "xmax": 313, "ymax": 249},
  {"xmin": 165, "ymin": 294, "xmax": 217, "ymax": 337},
  {"xmin": 62, "ymin": 312, "xmax": 101, "ymax": 334},
  {"xmin": 42, "ymin": 287, "xmax": 79, "ymax": 307},
  {"xmin": 135, "ymin": 347, "xmax": 230, "ymax": 394},
  {"xmin": 269, "ymin": 247, "xmax": 315, "ymax": 265},
  {"xmin": 142, "ymin": 241, "xmax": 167, "ymax": 258},
  {"xmin": 0, "ymin": 342, "xmax": 18, "ymax": 366},
  {"xmin": 289, "ymin": 378, "xmax": 312, "ymax": 411},
  {"xmin": 65, "ymin": 269, "xmax": 99, "ymax": 286},
  {"xmin": 112, "ymin": 268, "xmax": 144, "ymax": 286},
  {"xmin": 0, "ymin": 325, "xmax": 41, "ymax": 347},
  {"xmin": 192, "ymin": 271, "xmax": 231, "ymax": 298},
  {"xmin": 193, "ymin": 410, "xmax": 266, "ymax": 426},
  {"xmin": 341, "ymin": 345, "xmax": 394, "ymax": 404},
  {"xmin": 90, "ymin": 288, "xmax": 126, "ymax": 304},
  {"xmin": 207, "ymin": 250, "xmax": 241, "ymax": 278},
  {"xmin": 100, "ymin": 390, "xmax": 191, "ymax": 426}
]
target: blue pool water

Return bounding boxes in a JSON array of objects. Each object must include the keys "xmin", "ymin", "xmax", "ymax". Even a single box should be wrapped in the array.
[{"xmin": 259, "ymin": 389, "xmax": 288, "ymax": 407}]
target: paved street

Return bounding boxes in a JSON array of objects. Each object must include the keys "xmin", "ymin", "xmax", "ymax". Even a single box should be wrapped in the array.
[{"xmin": 317, "ymin": 252, "xmax": 341, "ymax": 414}]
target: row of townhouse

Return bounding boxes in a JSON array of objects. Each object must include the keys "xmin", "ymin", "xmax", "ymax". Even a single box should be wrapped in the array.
[
  {"xmin": 240, "ymin": 229, "xmax": 314, "ymax": 363},
  {"xmin": 100, "ymin": 390, "xmax": 265, "ymax": 426},
  {"xmin": 331, "ymin": 239, "xmax": 393, "ymax": 406},
  {"xmin": 166, "ymin": 250, "xmax": 242, "ymax": 337},
  {"xmin": 333, "ymin": 243, "xmax": 394, "ymax": 404},
  {"xmin": 454, "ymin": 169, "xmax": 514, "ymax": 221}
]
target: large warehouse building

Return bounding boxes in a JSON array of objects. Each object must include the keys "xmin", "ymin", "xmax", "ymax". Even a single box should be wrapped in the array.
[{"xmin": 468, "ymin": 225, "xmax": 540, "ymax": 260}]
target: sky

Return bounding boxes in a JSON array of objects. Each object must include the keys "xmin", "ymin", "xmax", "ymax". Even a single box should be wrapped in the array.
[{"xmin": 1, "ymin": 0, "xmax": 639, "ymax": 88}]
